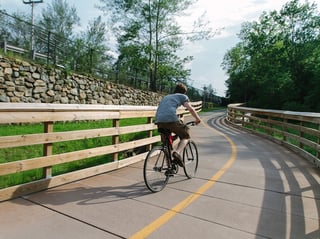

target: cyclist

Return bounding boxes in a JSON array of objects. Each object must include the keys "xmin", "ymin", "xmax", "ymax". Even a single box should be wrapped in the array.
[{"xmin": 155, "ymin": 83, "xmax": 201, "ymax": 167}]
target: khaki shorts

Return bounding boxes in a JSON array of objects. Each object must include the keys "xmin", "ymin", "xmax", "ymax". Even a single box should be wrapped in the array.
[{"xmin": 156, "ymin": 121, "xmax": 190, "ymax": 140}]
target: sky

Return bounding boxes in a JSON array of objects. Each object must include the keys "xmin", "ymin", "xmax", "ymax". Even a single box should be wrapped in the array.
[{"xmin": 0, "ymin": 0, "xmax": 314, "ymax": 96}]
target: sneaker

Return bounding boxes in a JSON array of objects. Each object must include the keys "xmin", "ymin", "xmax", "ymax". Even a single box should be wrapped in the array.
[{"xmin": 172, "ymin": 152, "xmax": 184, "ymax": 167}]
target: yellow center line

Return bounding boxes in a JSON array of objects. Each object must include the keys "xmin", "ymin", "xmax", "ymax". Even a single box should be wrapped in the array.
[{"xmin": 129, "ymin": 117, "xmax": 237, "ymax": 239}]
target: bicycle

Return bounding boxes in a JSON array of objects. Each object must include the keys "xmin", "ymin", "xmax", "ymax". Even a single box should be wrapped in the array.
[{"xmin": 143, "ymin": 121, "xmax": 199, "ymax": 192}]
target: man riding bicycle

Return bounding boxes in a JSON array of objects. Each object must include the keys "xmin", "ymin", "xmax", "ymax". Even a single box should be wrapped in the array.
[{"xmin": 155, "ymin": 83, "xmax": 201, "ymax": 167}]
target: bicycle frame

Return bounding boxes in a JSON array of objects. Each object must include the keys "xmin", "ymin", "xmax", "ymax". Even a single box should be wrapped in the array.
[{"xmin": 159, "ymin": 129, "xmax": 177, "ymax": 168}]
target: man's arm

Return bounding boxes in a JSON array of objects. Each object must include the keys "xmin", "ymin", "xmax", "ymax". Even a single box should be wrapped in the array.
[{"xmin": 183, "ymin": 101, "xmax": 201, "ymax": 124}]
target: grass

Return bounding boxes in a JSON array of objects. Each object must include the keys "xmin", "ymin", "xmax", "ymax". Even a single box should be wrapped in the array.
[{"xmin": 0, "ymin": 117, "xmax": 156, "ymax": 189}]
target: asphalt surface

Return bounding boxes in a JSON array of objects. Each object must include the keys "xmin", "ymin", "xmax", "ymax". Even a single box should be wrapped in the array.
[{"xmin": 1, "ymin": 111, "xmax": 319, "ymax": 239}]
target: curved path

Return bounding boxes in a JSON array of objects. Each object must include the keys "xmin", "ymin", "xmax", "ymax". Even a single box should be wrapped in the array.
[{"xmin": 1, "ymin": 111, "xmax": 319, "ymax": 239}]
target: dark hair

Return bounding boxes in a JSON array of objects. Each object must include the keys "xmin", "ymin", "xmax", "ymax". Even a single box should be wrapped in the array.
[{"xmin": 174, "ymin": 83, "xmax": 188, "ymax": 94}]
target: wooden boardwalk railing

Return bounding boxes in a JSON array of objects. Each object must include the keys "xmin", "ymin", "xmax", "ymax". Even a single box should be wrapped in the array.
[
  {"xmin": 0, "ymin": 101, "xmax": 202, "ymax": 201},
  {"xmin": 227, "ymin": 103, "xmax": 320, "ymax": 168}
]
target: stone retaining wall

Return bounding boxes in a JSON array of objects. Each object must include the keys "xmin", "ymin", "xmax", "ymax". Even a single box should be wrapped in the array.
[{"xmin": 0, "ymin": 55, "xmax": 162, "ymax": 106}]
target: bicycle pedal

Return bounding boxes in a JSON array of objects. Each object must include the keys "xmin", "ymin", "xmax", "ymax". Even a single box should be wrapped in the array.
[
  {"xmin": 172, "ymin": 159, "xmax": 179, "ymax": 165},
  {"xmin": 165, "ymin": 169, "xmax": 174, "ymax": 177}
]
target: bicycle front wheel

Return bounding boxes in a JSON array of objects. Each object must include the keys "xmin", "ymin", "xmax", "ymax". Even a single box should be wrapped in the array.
[
  {"xmin": 143, "ymin": 146, "xmax": 170, "ymax": 192},
  {"xmin": 183, "ymin": 140, "xmax": 198, "ymax": 178}
]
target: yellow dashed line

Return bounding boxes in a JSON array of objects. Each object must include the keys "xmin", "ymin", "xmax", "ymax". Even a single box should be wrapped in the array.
[{"xmin": 129, "ymin": 116, "xmax": 237, "ymax": 239}]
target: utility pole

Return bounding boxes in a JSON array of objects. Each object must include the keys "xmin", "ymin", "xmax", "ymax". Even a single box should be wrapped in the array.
[{"xmin": 23, "ymin": 0, "xmax": 43, "ymax": 60}]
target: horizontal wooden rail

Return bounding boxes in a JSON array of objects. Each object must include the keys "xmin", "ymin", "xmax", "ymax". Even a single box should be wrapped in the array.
[
  {"xmin": 227, "ymin": 103, "xmax": 320, "ymax": 168},
  {"xmin": 0, "ymin": 102, "xmax": 202, "ymax": 201},
  {"xmin": 4, "ymin": 43, "xmax": 27, "ymax": 54},
  {"xmin": 2, "ymin": 41, "xmax": 49, "ymax": 62}
]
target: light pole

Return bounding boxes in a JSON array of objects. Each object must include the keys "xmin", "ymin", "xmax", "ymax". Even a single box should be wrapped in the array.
[{"xmin": 23, "ymin": 0, "xmax": 43, "ymax": 59}]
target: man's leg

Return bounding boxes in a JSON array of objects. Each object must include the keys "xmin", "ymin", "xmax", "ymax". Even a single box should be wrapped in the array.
[
  {"xmin": 172, "ymin": 139, "xmax": 188, "ymax": 167},
  {"xmin": 176, "ymin": 139, "xmax": 188, "ymax": 155}
]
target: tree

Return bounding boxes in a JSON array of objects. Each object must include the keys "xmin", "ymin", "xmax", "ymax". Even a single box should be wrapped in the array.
[
  {"xmin": 278, "ymin": 0, "xmax": 320, "ymax": 109},
  {"xmin": 73, "ymin": 16, "xmax": 112, "ymax": 76},
  {"xmin": 98, "ymin": 0, "xmax": 213, "ymax": 92},
  {"xmin": 0, "ymin": 10, "xmax": 31, "ymax": 50},
  {"xmin": 222, "ymin": 42, "xmax": 255, "ymax": 103},
  {"xmin": 39, "ymin": 0, "xmax": 79, "ymax": 40},
  {"xmin": 222, "ymin": 0, "xmax": 320, "ymax": 111},
  {"xmin": 38, "ymin": 0, "xmax": 80, "ymax": 65}
]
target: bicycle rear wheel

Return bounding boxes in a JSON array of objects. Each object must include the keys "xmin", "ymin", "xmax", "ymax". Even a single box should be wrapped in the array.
[
  {"xmin": 183, "ymin": 140, "xmax": 198, "ymax": 178},
  {"xmin": 143, "ymin": 146, "xmax": 170, "ymax": 192}
]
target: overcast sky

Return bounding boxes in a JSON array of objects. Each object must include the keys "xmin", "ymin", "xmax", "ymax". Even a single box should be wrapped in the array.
[{"xmin": 1, "ymin": 0, "xmax": 316, "ymax": 96}]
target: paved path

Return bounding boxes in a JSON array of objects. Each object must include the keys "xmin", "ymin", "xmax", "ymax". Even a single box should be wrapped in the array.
[{"xmin": 1, "ymin": 111, "xmax": 319, "ymax": 239}]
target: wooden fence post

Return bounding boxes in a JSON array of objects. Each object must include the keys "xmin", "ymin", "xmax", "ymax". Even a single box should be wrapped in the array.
[
  {"xmin": 147, "ymin": 117, "xmax": 153, "ymax": 151},
  {"xmin": 43, "ymin": 121, "xmax": 53, "ymax": 178},
  {"xmin": 283, "ymin": 119, "xmax": 287, "ymax": 141},
  {"xmin": 112, "ymin": 119, "xmax": 120, "ymax": 161},
  {"xmin": 299, "ymin": 121, "xmax": 304, "ymax": 149},
  {"xmin": 317, "ymin": 124, "xmax": 320, "ymax": 159}
]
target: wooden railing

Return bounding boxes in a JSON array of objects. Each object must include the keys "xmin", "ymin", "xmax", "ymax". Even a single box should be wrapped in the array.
[
  {"xmin": 227, "ymin": 103, "xmax": 320, "ymax": 168},
  {"xmin": 0, "ymin": 101, "xmax": 202, "ymax": 201},
  {"xmin": 2, "ymin": 39, "xmax": 50, "ymax": 62}
]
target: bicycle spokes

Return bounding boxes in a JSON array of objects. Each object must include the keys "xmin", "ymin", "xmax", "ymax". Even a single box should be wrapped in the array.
[
  {"xmin": 143, "ymin": 147, "xmax": 169, "ymax": 192},
  {"xmin": 183, "ymin": 140, "xmax": 198, "ymax": 178}
]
